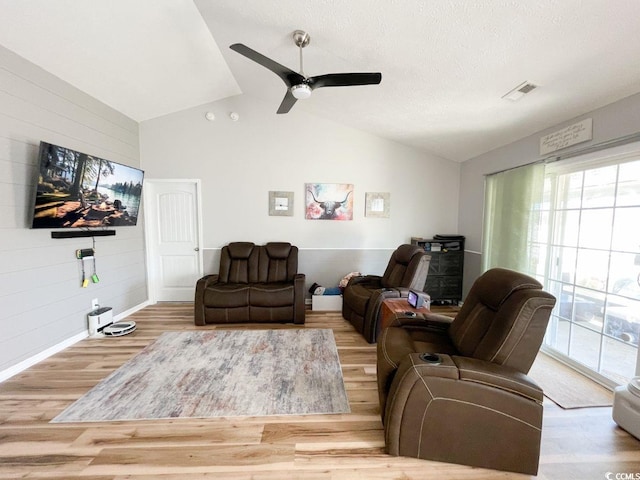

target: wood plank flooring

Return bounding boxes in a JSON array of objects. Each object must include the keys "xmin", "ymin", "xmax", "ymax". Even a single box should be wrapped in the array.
[{"xmin": 0, "ymin": 303, "xmax": 639, "ymax": 479}]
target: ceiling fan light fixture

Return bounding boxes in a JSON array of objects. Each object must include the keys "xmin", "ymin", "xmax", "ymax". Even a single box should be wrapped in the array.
[{"xmin": 290, "ymin": 83, "xmax": 311, "ymax": 99}]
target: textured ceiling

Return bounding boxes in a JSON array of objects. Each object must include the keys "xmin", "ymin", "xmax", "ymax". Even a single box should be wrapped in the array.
[{"xmin": 1, "ymin": 0, "xmax": 640, "ymax": 162}]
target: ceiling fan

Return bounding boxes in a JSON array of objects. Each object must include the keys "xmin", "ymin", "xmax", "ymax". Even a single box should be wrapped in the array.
[{"xmin": 230, "ymin": 30, "xmax": 382, "ymax": 114}]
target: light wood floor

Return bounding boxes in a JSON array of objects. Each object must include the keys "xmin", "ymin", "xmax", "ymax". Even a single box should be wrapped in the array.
[{"xmin": 1, "ymin": 303, "xmax": 639, "ymax": 479}]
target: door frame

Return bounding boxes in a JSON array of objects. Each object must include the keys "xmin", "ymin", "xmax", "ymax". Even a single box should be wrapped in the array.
[{"xmin": 143, "ymin": 178, "xmax": 204, "ymax": 304}]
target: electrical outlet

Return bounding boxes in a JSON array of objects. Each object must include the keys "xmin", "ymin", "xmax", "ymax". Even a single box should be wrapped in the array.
[{"xmin": 91, "ymin": 298, "xmax": 99, "ymax": 310}]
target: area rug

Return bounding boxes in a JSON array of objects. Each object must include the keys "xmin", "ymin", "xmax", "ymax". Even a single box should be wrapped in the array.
[
  {"xmin": 52, "ymin": 329, "xmax": 350, "ymax": 422},
  {"xmin": 529, "ymin": 352, "xmax": 613, "ymax": 409}
]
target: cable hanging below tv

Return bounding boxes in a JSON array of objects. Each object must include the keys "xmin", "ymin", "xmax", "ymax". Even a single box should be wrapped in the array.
[{"xmin": 51, "ymin": 230, "xmax": 116, "ymax": 239}]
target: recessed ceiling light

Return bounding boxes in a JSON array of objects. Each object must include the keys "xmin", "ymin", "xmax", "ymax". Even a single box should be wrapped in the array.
[{"xmin": 502, "ymin": 81, "xmax": 538, "ymax": 101}]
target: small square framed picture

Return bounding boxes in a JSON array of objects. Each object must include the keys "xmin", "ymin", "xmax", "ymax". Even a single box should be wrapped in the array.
[
  {"xmin": 269, "ymin": 191, "xmax": 294, "ymax": 216},
  {"xmin": 365, "ymin": 192, "xmax": 390, "ymax": 218}
]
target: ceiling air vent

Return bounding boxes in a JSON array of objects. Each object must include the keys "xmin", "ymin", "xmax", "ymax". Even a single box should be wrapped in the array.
[{"xmin": 502, "ymin": 81, "xmax": 538, "ymax": 101}]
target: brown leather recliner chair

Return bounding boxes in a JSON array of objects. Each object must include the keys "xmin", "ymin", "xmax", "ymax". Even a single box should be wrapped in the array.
[
  {"xmin": 342, "ymin": 244, "xmax": 430, "ymax": 343},
  {"xmin": 194, "ymin": 242, "xmax": 305, "ymax": 325},
  {"xmin": 377, "ymin": 267, "xmax": 556, "ymax": 475}
]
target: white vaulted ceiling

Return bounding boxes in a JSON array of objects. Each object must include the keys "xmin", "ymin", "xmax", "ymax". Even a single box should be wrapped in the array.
[
  {"xmin": 0, "ymin": 0, "xmax": 241, "ymax": 122},
  {"xmin": 1, "ymin": 0, "xmax": 640, "ymax": 162}
]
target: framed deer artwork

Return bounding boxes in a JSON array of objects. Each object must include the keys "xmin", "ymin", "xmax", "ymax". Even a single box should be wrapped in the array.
[{"xmin": 305, "ymin": 183, "xmax": 353, "ymax": 220}]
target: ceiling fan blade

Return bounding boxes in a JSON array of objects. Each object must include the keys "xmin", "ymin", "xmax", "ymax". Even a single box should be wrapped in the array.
[
  {"xmin": 276, "ymin": 90, "xmax": 298, "ymax": 114},
  {"xmin": 229, "ymin": 43, "xmax": 304, "ymax": 87},
  {"xmin": 307, "ymin": 72, "xmax": 382, "ymax": 90}
]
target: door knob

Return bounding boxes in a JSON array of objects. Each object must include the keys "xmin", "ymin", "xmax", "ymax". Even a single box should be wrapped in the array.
[{"xmin": 194, "ymin": 247, "xmax": 200, "ymax": 251}]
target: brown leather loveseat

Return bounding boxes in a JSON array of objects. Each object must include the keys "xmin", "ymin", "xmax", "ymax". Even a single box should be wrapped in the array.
[
  {"xmin": 377, "ymin": 268, "xmax": 556, "ymax": 475},
  {"xmin": 194, "ymin": 242, "xmax": 305, "ymax": 325}
]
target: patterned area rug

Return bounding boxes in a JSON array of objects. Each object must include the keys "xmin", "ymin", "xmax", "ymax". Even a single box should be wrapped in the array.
[{"xmin": 52, "ymin": 329, "xmax": 350, "ymax": 422}]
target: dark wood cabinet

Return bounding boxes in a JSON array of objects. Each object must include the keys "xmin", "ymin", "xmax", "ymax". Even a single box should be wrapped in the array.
[{"xmin": 411, "ymin": 236, "xmax": 465, "ymax": 305}]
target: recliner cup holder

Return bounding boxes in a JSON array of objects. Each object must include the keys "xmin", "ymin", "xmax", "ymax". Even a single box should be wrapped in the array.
[{"xmin": 419, "ymin": 353, "xmax": 442, "ymax": 364}]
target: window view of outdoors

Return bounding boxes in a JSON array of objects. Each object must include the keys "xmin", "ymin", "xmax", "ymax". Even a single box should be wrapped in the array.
[{"xmin": 531, "ymin": 157, "xmax": 640, "ymax": 384}]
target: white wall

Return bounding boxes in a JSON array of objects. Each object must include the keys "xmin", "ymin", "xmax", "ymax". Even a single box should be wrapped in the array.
[
  {"xmin": 140, "ymin": 94, "xmax": 461, "ymax": 287},
  {"xmin": 0, "ymin": 46, "xmax": 148, "ymax": 374},
  {"xmin": 459, "ymin": 92, "xmax": 640, "ymax": 292}
]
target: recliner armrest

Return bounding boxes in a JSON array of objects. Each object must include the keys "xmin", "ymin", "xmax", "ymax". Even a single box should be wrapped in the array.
[
  {"xmin": 404, "ymin": 352, "xmax": 459, "ymax": 380},
  {"xmin": 389, "ymin": 312, "xmax": 453, "ymax": 332},
  {"xmin": 421, "ymin": 312, "xmax": 455, "ymax": 325},
  {"xmin": 194, "ymin": 274, "xmax": 220, "ymax": 325},
  {"xmin": 197, "ymin": 274, "xmax": 219, "ymax": 286},
  {"xmin": 452, "ymin": 355, "xmax": 543, "ymax": 403},
  {"xmin": 378, "ymin": 350, "xmax": 459, "ymax": 419},
  {"xmin": 362, "ymin": 287, "xmax": 407, "ymax": 343},
  {"xmin": 379, "ymin": 286, "xmax": 413, "ymax": 297}
]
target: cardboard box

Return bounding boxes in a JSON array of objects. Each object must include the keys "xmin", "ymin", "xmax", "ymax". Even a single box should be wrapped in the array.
[{"xmin": 312, "ymin": 295, "xmax": 343, "ymax": 311}]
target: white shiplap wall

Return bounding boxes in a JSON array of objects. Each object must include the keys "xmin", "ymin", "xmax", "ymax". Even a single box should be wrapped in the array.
[{"xmin": 0, "ymin": 45, "xmax": 148, "ymax": 373}]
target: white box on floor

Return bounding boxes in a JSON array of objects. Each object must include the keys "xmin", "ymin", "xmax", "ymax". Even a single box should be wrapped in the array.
[{"xmin": 312, "ymin": 295, "xmax": 342, "ymax": 311}]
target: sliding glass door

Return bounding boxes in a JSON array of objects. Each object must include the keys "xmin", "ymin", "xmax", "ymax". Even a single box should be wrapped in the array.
[{"xmin": 532, "ymin": 153, "xmax": 640, "ymax": 384}]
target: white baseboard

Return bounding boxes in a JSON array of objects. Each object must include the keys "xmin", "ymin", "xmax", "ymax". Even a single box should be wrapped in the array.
[
  {"xmin": 0, "ymin": 330, "xmax": 88, "ymax": 383},
  {"xmin": 0, "ymin": 299, "xmax": 151, "ymax": 383}
]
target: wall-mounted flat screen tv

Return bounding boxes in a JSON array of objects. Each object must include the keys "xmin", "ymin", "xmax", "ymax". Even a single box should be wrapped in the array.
[{"xmin": 31, "ymin": 142, "xmax": 144, "ymax": 228}]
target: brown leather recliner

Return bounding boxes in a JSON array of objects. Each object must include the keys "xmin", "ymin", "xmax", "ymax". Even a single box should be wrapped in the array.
[
  {"xmin": 194, "ymin": 242, "xmax": 305, "ymax": 325},
  {"xmin": 342, "ymin": 244, "xmax": 430, "ymax": 343},
  {"xmin": 377, "ymin": 267, "xmax": 556, "ymax": 475}
]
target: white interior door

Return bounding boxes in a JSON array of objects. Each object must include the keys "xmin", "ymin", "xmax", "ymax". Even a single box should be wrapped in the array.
[{"xmin": 145, "ymin": 180, "xmax": 203, "ymax": 302}]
